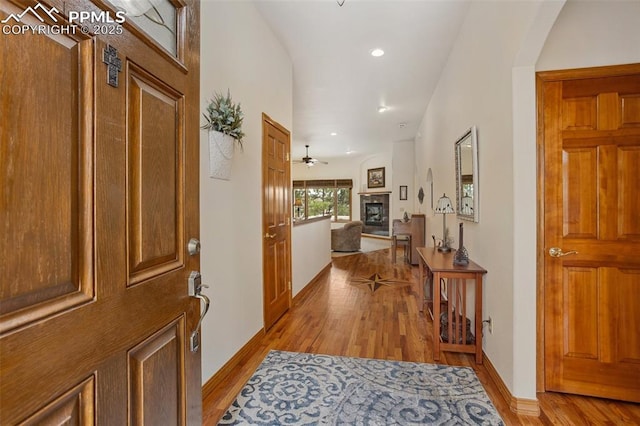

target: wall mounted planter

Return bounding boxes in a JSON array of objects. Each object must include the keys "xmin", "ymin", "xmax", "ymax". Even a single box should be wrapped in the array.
[{"xmin": 208, "ymin": 130, "xmax": 235, "ymax": 180}]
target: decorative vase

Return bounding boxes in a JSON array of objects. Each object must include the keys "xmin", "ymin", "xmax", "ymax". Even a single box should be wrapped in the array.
[
  {"xmin": 453, "ymin": 222, "xmax": 469, "ymax": 266},
  {"xmin": 208, "ymin": 130, "xmax": 235, "ymax": 180}
]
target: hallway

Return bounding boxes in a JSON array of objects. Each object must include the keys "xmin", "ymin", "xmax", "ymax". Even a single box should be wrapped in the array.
[{"xmin": 202, "ymin": 249, "xmax": 640, "ymax": 425}]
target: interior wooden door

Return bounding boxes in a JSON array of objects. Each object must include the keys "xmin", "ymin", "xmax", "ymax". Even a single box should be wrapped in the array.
[
  {"xmin": 262, "ymin": 114, "xmax": 292, "ymax": 330},
  {"xmin": 539, "ymin": 64, "xmax": 640, "ymax": 402},
  {"xmin": 0, "ymin": 0, "xmax": 202, "ymax": 423}
]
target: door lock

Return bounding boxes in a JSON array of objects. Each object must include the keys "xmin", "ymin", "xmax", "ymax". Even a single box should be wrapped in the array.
[
  {"xmin": 188, "ymin": 271, "xmax": 209, "ymax": 296},
  {"xmin": 187, "ymin": 238, "xmax": 201, "ymax": 256}
]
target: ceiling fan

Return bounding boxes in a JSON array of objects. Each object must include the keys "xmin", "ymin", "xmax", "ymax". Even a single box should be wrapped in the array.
[{"xmin": 293, "ymin": 145, "xmax": 328, "ymax": 166}]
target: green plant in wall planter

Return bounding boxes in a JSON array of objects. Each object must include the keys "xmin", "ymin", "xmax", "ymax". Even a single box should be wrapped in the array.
[{"xmin": 202, "ymin": 90, "xmax": 245, "ymax": 180}]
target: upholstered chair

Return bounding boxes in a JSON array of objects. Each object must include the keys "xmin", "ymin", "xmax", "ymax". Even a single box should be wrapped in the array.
[{"xmin": 331, "ymin": 221, "xmax": 363, "ymax": 252}]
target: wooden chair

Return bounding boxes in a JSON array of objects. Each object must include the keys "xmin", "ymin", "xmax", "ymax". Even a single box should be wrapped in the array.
[
  {"xmin": 391, "ymin": 234, "xmax": 411, "ymax": 263},
  {"xmin": 391, "ymin": 214, "xmax": 425, "ymax": 265}
]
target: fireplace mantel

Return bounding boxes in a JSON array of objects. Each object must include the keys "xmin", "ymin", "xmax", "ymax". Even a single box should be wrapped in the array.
[{"xmin": 358, "ymin": 191, "xmax": 392, "ymax": 195}]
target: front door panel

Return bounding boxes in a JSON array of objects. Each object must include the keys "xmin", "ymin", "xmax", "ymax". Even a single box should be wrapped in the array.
[
  {"xmin": 0, "ymin": 3, "xmax": 94, "ymax": 335},
  {"xmin": 127, "ymin": 63, "xmax": 185, "ymax": 284},
  {"xmin": 0, "ymin": 0, "xmax": 201, "ymax": 423}
]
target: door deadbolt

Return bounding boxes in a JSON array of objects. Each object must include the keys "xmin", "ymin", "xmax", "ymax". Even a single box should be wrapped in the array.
[{"xmin": 187, "ymin": 238, "xmax": 201, "ymax": 256}]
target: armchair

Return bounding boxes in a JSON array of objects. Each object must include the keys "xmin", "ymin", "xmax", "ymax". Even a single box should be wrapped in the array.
[{"xmin": 331, "ymin": 221, "xmax": 363, "ymax": 252}]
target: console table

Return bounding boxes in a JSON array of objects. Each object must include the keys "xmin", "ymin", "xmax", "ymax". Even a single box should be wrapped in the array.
[{"xmin": 416, "ymin": 247, "xmax": 487, "ymax": 364}]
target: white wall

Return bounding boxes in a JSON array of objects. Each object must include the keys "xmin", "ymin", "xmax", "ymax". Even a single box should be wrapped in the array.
[
  {"xmin": 291, "ymin": 219, "xmax": 331, "ymax": 295},
  {"xmin": 415, "ymin": 0, "xmax": 640, "ymax": 401},
  {"xmin": 292, "ymin": 156, "xmax": 366, "ymax": 182},
  {"xmin": 511, "ymin": 0, "xmax": 566, "ymax": 401},
  {"xmin": 359, "ymin": 151, "xmax": 392, "ymax": 195},
  {"xmin": 536, "ymin": 0, "xmax": 640, "ymax": 71},
  {"xmin": 414, "ymin": 0, "xmax": 544, "ymax": 400},
  {"xmin": 199, "ymin": 0, "xmax": 292, "ymax": 384},
  {"xmin": 392, "ymin": 140, "xmax": 416, "ymax": 220}
]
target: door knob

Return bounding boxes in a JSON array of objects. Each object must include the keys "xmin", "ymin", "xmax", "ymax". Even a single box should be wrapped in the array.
[
  {"xmin": 264, "ymin": 232, "xmax": 276, "ymax": 239},
  {"xmin": 549, "ymin": 247, "xmax": 578, "ymax": 258}
]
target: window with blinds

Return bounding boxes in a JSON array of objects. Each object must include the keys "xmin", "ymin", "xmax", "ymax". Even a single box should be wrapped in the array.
[{"xmin": 293, "ymin": 179, "xmax": 353, "ymax": 223}]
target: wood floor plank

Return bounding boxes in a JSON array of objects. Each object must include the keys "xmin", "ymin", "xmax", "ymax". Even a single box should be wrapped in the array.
[{"xmin": 202, "ymin": 248, "xmax": 640, "ymax": 425}]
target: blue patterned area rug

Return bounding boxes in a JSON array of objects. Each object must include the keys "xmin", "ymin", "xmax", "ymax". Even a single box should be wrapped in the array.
[{"xmin": 219, "ymin": 350, "xmax": 504, "ymax": 425}]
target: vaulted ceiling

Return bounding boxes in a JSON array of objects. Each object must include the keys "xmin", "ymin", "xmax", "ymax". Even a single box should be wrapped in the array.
[{"xmin": 254, "ymin": 0, "xmax": 470, "ymax": 163}]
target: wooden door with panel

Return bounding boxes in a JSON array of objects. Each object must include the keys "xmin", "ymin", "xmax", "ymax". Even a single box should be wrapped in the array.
[
  {"xmin": 0, "ymin": 0, "xmax": 202, "ymax": 423},
  {"xmin": 262, "ymin": 114, "xmax": 292, "ymax": 331},
  {"xmin": 540, "ymin": 64, "xmax": 640, "ymax": 402}
]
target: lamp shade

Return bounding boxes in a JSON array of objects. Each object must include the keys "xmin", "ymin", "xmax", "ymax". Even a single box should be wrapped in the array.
[
  {"xmin": 461, "ymin": 194, "xmax": 473, "ymax": 215},
  {"xmin": 435, "ymin": 193, "xmax": 454, "ymax": 214}
]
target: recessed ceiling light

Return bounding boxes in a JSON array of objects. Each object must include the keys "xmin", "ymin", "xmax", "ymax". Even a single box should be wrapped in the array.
[
  {"xmin": 378, "ymin": 106, "xmax": 388, "ymax": 113},
  {"xmin": 330, "ymin": 132, "xmax": 337, "ymax": 136},
  {"xmin": 370, "ymin": 48, "xmax": 384, "ymax": 57}
]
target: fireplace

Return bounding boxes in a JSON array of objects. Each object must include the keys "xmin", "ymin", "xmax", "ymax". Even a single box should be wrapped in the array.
[
  {"xmin": 360, "ymin": 193, "xmax": 390, "ymax": 236},
  {"xmin": 365, "ymin": 203, "xmax": 383, "ymax": 226}
]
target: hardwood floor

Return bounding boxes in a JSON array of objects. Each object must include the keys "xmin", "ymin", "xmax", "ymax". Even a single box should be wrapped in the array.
[{"xmin": 202, "ymin": 249, "xmax": 640, "ymax": 425}]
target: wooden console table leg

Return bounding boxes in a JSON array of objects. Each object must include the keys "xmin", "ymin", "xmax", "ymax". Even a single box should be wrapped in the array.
[
  {"xmin": 433, "ymin": 271, "xmax": 441, "ymax": 362},
  {"xmin": 475, "ymin": 273, "xmax": 483, "ymax": 364},
  {"xmin": 391, "ymin": 235, "xmax": 397, "ymax": 263},
  {"xmin": 418, "ymin": 258, "xmax": 425, "ymax": 313}
]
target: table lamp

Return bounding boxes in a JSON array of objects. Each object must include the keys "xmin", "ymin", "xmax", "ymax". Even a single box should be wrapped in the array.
[
  {"xmin": 294, "ymin": 199, "xmax": 303, "ymax": 218},
  {"xmin": 434, "ymin": 193, "xmax": 455, "ymax": 252}
]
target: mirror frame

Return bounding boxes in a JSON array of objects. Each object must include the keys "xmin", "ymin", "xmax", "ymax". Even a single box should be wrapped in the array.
[{"xmin": 454, "ymin": 126, "xmax": 479, "ymax": 222}]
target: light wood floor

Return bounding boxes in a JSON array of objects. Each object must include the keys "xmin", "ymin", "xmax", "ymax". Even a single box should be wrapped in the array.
[{"xmin": 202, "ymin": 249, "xmax": 640, "ymax": 425}]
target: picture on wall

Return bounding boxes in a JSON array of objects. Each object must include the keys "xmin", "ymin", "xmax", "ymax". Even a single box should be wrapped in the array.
[
  {"xmin": 399, "ymin": 185, "xmax": 408, "ymax": 200},
  {"xmin": 367, "ymin": 167, "xmax": 385, "ymax": 188}
]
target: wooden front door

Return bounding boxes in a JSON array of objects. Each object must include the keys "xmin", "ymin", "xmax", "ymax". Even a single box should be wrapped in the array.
[
  {"xmin": 0, "ymin": 0, "xmax": 202, "ymax": 423},
  {"xmin": 539, "ymin": 64, "xmax": 640, "ymax": 402},
  {"xmin": 262, "ymin": 114, "xmax": 291, "ymax": 330}
]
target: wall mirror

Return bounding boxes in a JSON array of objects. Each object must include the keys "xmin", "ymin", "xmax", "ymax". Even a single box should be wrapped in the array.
[{"xmin": 455, "ymin": 126, "xmax": 479, "ymax": 222}]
